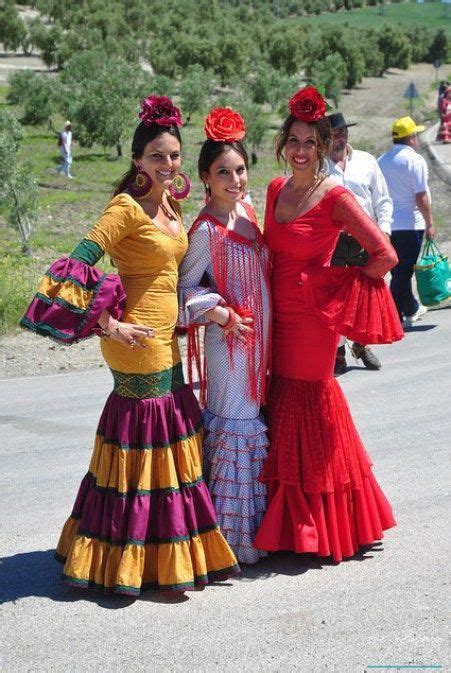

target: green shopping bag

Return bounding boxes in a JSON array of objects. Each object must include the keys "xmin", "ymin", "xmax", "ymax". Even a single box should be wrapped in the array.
[{"xmin": 414, "ymin": 239, "xmax": 451, "ymax": 306}]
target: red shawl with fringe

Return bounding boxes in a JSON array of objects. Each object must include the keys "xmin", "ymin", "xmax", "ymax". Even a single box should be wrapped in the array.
[{"xmin": 186, "ymin": 202, "xmax": 271, "ymax": 408}]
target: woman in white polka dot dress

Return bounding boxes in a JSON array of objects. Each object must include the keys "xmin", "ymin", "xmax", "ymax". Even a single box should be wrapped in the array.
[{"xmin": 178, "ymin": 108, "xmax": 271, "ymax": 564}]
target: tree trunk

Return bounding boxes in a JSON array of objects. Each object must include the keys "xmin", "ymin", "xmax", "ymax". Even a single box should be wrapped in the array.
[
  {"xmin": 11, "ymin": 189, "xmax": 32, "ymax": 256},
  {"xmin": 116, "ymin": 143, "xmax": 122, "ymax": 157},
  {"xmin": 251, "ymin": 151, "xmax": 258, "ymax": 165}
]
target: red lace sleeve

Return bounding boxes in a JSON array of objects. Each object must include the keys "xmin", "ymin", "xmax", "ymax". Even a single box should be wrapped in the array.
[{"xmin": 331, "ymin": 191, "xmax": 398, "ymax": 278}]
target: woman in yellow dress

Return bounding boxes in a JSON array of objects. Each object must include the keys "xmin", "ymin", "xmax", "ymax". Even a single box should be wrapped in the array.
[{"xmin": 21, "ymin": 95, "xmax": 239, "ymax": 595}]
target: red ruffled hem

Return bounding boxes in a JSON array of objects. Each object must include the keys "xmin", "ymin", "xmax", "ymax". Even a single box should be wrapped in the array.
[
  {"xmin": 302, "ymin": 266, "xmax": 404, "ymax": 344},
  {"xmin": 254, "ymin": 472, "xmax": 396, "ymax": 562}
]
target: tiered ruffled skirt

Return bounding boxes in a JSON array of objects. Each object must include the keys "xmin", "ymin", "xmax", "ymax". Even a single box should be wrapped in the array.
[
  {"xmin": 254, "ymin": 375, "xmax": 396, "ymax": 562},
  {"xmin": 254, "ymin": 268, "xmax": 400, "ymax": 562},
  {"xmin": 55, "ymin": 383, "xmax": 239, "ymax": 594},
  {"xmin": 203, "ymin": 411, "xmax": 268, "ymax": 564}
]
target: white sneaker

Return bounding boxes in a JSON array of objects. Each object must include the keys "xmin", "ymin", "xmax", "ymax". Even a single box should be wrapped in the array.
[{"xmin": 404, "ymin": 304, "xmax": 427, "ymax": 327}]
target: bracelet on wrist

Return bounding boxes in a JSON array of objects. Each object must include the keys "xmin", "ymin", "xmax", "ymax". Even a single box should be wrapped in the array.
[
  {"xmin": 99, "ymin": 315, "xmax": 120, "ymax": 338},
  {"xmin": 222, "ymin": 307, "xmax": 239, "ymax": 330}
]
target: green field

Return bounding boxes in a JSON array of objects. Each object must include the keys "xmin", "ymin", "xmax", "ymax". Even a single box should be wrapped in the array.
[{"xmin": 308, "ymin": 1, "xmax": 451, "ymax": 38}]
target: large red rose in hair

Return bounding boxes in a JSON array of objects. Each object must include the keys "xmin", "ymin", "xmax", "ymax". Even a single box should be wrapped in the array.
[
  {"xmin": 139, "ymin": 95, "xmax": 182, "ymax": 127},
  {"xmin": 288, "ymin": 86, "xmax": 326, "ymax": 122},
  {"xmin": 205, "ymin": 107, "xmax": 246, "ymax": 142}
]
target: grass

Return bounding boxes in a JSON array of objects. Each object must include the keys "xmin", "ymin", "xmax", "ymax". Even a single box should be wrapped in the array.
[
  {"xmin": 0, "ymin": 250, "xmax": 43, "ymax": 335},
  {"xmin": 308, "ymin": 0, "xmax": 451, "ymax": 38}
]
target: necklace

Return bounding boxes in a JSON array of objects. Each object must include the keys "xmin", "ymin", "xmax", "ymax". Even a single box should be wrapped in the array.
[
  {"xmin": 293, "ymin": 174, "xmax": 325, "ymax": 214},
  {"xmin": 159, "ymin": 199, "xmax": 176, "ymax": 221}
]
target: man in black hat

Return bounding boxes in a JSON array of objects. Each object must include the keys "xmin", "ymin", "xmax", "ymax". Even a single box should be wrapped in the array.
[{"xmin": 325, "ymin": 112, "xmax": 393, "ymax": 375}]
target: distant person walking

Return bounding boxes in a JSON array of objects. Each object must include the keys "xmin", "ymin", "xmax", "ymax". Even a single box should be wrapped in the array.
[
  {"xmin": 57, "ymin": 121, "xmax": 73, "ymax": 178},
  {"xmin": 378, "ymin": 116, "xmax": 435, "ymax": 327},
  {"xmin": 437, "ymin": 80, "xmax": 449, "ymax": 113},
  {"xmin": 436, "ymin": 86, "xmax": 451, "ymax": 144},
  {"xmin": 325, "ymin": 112, "xmax": 393, "ymax": 375}
]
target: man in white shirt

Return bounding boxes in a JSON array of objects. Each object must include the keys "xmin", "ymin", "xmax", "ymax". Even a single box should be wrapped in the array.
[
  {"xmin": 325, "ymin": 112, "xmax": 393, "ymax": 375},
  {"xmin": 57, "ymin": 121, "xmax": 73, "ymax": 179},
  {"xmin": 378, "ymin": 116, "xmax": 434, "ymax": 326}
]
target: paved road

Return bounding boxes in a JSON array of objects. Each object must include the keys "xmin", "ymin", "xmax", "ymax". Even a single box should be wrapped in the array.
[
  {"xmin": 1, "ymin": 306, "xmax": 449, "ymax": 672},
  {"xmin": 424, "ymin": 121, "xmax": 451, "ymax": 185}
]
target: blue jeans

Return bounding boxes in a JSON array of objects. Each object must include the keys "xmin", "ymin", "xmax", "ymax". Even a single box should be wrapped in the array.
[
  {"xmin": 58, "ymin": 151, "xmax": 72, "ymax": 177},
  {"xmin": 390, "ymin": 230, "xmax": 424, "ymax": 319}
]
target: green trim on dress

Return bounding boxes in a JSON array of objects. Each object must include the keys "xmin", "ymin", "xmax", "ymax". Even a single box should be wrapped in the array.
[
  {"xmin": 70, "ymin": 238, "xmax": 105, "ymax": 265},
  {"xmin": 111, "ymin": 362, "xmax": 185, "ymax": 399}
]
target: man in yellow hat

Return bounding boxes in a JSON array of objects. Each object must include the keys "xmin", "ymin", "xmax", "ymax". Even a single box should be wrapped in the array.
[{"xmin": 378, "ymin": 116, "xmax": 435, "ymax": 327}]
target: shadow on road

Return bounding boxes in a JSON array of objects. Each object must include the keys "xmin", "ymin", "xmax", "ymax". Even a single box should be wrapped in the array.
[
  {"xmin": 402, "ymin": 323, "xmax": 437, "ymax": 333},
  {"xmin": 0, "ymin": 549, "xmax": 237, "ymax": 607},
  {"xmin": 236, "ymin": 543, "xmax": 385, "ymax": 582},
  {"xmin": 0, "ymin": 550, "xmax": 135, "ymax": 609}
]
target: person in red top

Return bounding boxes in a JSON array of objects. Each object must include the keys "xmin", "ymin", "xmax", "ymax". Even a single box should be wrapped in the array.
[
  {"xmin": 436, "ymin": 86, "xmax": 451, "ymax": 143},
  {"xmin": 253, "ymin": 87, "xmax": 403, "ymax": 563}
]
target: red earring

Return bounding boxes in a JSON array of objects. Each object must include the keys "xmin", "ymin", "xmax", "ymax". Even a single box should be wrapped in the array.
[
  {"xmin": 128, "ymin": 168, "xmax": 152, "ymax": 199},
  {"xmin": 203, "ymin": 182, "xmax": 211, "ymax": 205},
  {"xmin": 169, "ymin": 172, "xmax": 191, "ymax": 200}
]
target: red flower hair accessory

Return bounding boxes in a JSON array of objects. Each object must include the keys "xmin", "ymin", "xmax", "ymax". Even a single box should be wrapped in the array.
[
  {"xmin": 288, "ymin": 86, "xmax": 326, "ymax": 123},
  {"xmin": 139, "ymin": 95, "xmax": 182, "ymax": 128},
  {"xmin": 204, "ymin": 107, "xmax": 246, "ymax": 142}
]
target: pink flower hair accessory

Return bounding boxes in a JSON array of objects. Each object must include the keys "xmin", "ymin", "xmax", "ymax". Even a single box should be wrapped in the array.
[
  {"xmin": 288, "ymin": 86, "xmax": 327, "ymax": 123},
  {"xmin": 139, "ymin": 95, "xmax": 182, "ymax": 128}
]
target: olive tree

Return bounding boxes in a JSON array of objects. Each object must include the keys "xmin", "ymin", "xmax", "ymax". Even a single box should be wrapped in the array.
[
  {"xmin": 60, "ymin": 50, "xmax": 152, "ymax": 156},
  {"xmin": 0, "ymin": 111, "xmax": 37, "ymax": 255},
  {"xmin": 179, "ymin": 65, "xmax": 215, "ymax": 125}
]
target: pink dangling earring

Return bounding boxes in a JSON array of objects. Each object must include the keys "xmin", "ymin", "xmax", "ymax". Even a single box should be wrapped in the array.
[
  {"xmin": 169, "ymin": 172, "xmax": 191, "ymax": 200},
  {"xmin": 128, "ymin": 167, "xmax": 153, "ymax": 199}
]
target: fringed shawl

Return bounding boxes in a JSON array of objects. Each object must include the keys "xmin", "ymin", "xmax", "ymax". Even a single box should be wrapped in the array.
[{"xmin": 186, "ymin": 202, "xmax": 271, "ymax": 408}]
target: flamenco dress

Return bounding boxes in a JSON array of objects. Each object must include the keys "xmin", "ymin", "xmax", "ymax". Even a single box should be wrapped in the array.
[
  {"xmin": 436, "ymin": 96, "xmax": 451, "ymax": 143},
  {"xmin": 21, "ymin": 192, "xmax": 239, "ymax": 594},
  {"xmin": 178, "ymin": 203, "xmax": 272, "ymax": 564},
  {"xmin": 254, "ymin": 179, "xmax": 403, "ymax": 562}
]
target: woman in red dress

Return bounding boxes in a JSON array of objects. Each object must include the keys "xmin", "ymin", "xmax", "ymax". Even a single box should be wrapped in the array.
[
  {"xmin": 436, "ymin": 86, "xmax": 451, "ymax": 143},
  {"xmin": 254, "ymin": 87, "xmax": 403, "ymax": 562}
]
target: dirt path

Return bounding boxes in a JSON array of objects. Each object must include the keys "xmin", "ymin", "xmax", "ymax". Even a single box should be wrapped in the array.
[
  {"xmin": 336, "ymin": 63, "xmax": 441, "ymax": 153},
  {"xmin": 1, "ymin": 62, "xmax": 450, "ymax": 380}
]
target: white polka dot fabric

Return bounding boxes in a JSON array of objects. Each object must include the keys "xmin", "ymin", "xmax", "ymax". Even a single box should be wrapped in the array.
[{"xmin": 178, "ymin": 219, "xmax": 271, "ymax": 563}]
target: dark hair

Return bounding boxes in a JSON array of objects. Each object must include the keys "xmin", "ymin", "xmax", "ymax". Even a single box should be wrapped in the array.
[
  {"xmin": 113, "ymin": 121, "xmax": 182, "ymax": 195},
  {"xmin": 275, "ymin": 114, "xmax": 331, "ymax": 172},
  {"xmin": 198, "ymin": 139, "xmax": 249, "ymax": 182},
  {"xmin": 393, "ymin": 134, "xmax": 414, "ymax": 145}
]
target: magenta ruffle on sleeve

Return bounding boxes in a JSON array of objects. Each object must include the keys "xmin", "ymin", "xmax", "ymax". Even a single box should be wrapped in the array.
[
  {"xmin": 302, "ymin": 266, "xmax": 404, "ymax": 345},
  {"xmin": 20, "ymin": 257, "xmax": 126, "ymax": 344}
]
